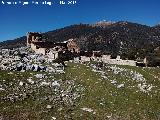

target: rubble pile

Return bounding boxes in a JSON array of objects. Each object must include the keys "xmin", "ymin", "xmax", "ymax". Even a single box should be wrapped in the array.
[
  {"xmin": 0, "ymin": 47, "xmax": 64, "ymax": 73},
  {"xmin": 89, "ymin": 62, "xmax": 154, "ymax": 93}
]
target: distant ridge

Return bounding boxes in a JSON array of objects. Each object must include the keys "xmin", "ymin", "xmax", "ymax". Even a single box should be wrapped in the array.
[
  {"xmin": 91, "ymin": 20, "xmax": 115, "ymax": 28},
  {"xmin": 0, "ymin": 21, "xmax": 160, "ymax": 59}
]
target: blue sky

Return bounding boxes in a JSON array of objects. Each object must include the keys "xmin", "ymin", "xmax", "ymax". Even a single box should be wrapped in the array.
[{"xmin": 0, "ymin": 0, "xmax": 160, "ymax": 41}]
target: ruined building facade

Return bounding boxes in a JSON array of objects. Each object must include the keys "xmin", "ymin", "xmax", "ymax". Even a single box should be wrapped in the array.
[
  {"xmin": 26, "ymin": 32, "xmax": 80, "ymax": 60},
  {"xmin": 67, "ymin": 39, "xmax": 80, "ymax": 53}
]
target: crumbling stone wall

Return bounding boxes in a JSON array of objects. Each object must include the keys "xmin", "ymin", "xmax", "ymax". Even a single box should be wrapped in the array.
[
  {"xmin": 26, "ymin": 33, "xmax": 81, "ymax": 60},
  {"xmin": 102, "ymin": 55, "xmax": 136, "ymax": 66},
  {"xmin": 30, "ymin": 43, "xmax": 46, "ymax": 55},
  {"xmin": 67, "ymin": 39, "xmax": 80, "ymax": 53},
  {"xmin": 27, "ymin": 32, "xmax": 42, "ymax": 46}
]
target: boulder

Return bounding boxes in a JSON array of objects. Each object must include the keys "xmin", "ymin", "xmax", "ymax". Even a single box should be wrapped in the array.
[{"xmin": 16, "ymin": 63, "xmax": 23, "ymax": 71}]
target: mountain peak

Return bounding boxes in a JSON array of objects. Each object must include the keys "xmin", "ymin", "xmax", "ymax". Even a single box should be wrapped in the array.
[{"xmin": 92, "ymin": 20, "xmax": 115, "ymax": 28}]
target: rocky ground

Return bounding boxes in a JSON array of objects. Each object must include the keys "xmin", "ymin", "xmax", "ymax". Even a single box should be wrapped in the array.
[
  {"xmin": 0, "ymin": 70, "xmax": 84, "ymax": 120},
  {"xmin": 0, "ymin": 47, "xmax": 64, "ymax": 73},
  {"xmin": 0, "ymin": 47, "xmax": 160, "ymax": 120}
]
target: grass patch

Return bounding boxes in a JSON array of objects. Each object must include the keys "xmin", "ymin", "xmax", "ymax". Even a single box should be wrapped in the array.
[{"xmin": 0, "ymin": 62, "xmax": 160, "ymax": 119}]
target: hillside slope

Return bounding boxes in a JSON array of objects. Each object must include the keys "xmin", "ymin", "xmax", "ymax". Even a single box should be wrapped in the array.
[
  {"xmin": 0, "ymin": 62, "xmax": 160, "ymax": 119},
  {"xmin": 1, "ymin": 21, "xmax": 160, "ymax": 58}
]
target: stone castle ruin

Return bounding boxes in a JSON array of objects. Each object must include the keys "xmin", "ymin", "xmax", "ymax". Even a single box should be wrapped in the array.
[
  {"xmin": 27, "ymin": 32, "xmax": 148, "ymax": 67},
  {"xmin": 67, "ymin": 38, "xmax": 80, "ymax": 53},
  {"xmin": 27, "ymin": 32, "xmax": 80, "ymax": 60}
]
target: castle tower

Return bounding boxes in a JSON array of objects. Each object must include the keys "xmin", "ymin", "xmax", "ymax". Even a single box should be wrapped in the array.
[
  {"xmin": 26, "ymin": 32, "xmax": 42, "ymax": 46},
  {"xmin": 27, "ymin": 32, "xmax": 33, "ymax": 47}
]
